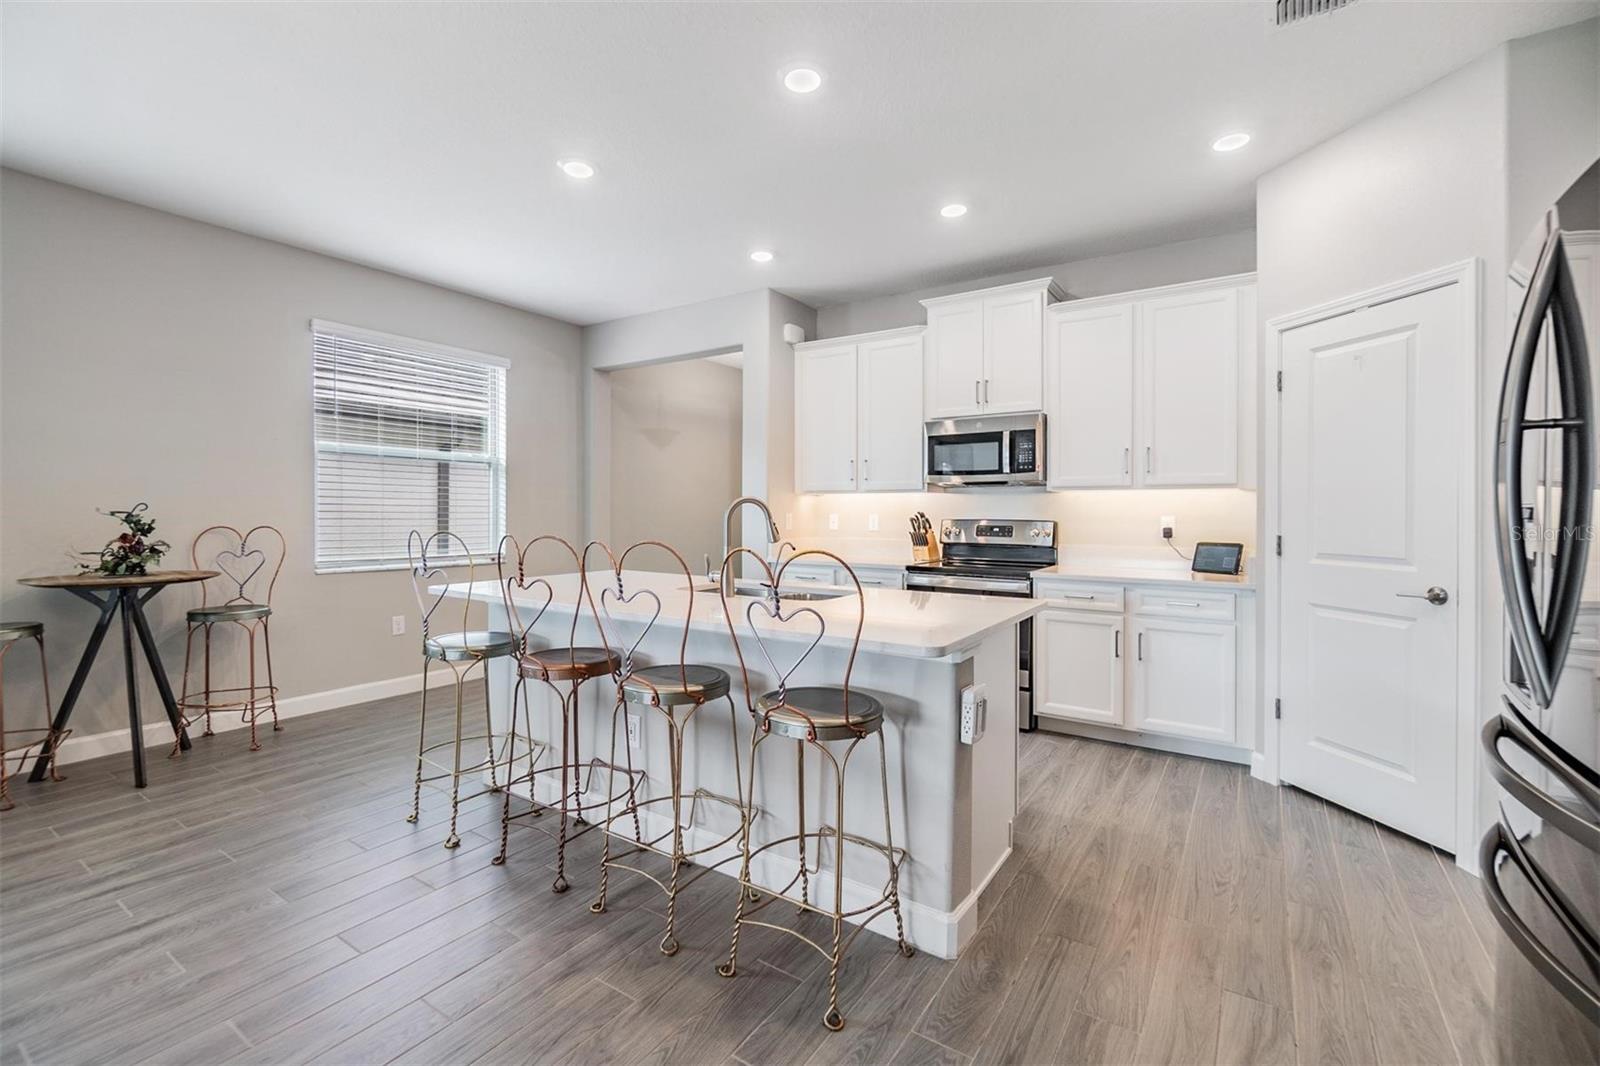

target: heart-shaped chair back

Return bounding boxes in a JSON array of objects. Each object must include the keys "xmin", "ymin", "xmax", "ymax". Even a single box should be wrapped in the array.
[
  {"xmin": 718, "ymin": 547, "xmax": 868, "ymax": 736},
  {"xmin": 408, "ymin": 530, "xmax": 484, "ymax": 643},
  {"xmin": 497, "ymin": 533, "xmax": 587, "ymax": 660},
  {"xmin": 192, "ymin": 524, "xmax": 287, "ymax": 608},
  {"xmin": 594, "ymin": 540, "xmax": 696, "ymax": 695}
]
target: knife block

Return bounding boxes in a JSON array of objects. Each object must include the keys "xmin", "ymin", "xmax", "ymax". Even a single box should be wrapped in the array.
[{"xmin": 911, "ymin": 539, "xmax": 940, "ymax": 563}]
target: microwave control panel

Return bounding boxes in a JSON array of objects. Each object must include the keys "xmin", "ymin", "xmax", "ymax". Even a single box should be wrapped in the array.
[{"xmin": 1011, "ymin": 430, "xmax": 1037, "ymax": 473}]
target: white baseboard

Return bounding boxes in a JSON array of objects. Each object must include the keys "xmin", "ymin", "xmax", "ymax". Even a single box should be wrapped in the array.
[
  {"xmin": 515, "ymin": 776, "xmax": 994, "ymax": 959},
  {"xmin": 1036, "ymin": 717, "xmax": 1251, "ymax": 766},
  {"xmin": 49, "ymin": 668, "xmax": 454, "ymax": 768}
]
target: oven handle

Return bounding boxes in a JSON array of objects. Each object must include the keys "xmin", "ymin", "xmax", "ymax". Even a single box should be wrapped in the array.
[
  {"xmin": 1479, "ymin": 821, "xmax": 1600, "ymax": 1019},
  {"xmin": 1484, "ymin": 703, "xmax": 1600, "ymax": 854},
  {"xmin": 904, "ymin": 573, "xmax": 1033, "ymax": 595}
]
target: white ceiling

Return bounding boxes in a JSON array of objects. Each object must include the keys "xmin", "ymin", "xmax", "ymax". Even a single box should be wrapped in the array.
[{"xmin": 3, "ymin": 2, "xmax": 1595, "ymax": 325}]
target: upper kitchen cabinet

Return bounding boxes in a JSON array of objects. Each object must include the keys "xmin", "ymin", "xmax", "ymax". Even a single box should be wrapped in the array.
[
  {"xmin": 1045, "ymin": 274, "xmax": 1257, "ymax": 490},
  {"xmin": 794, "ymin": 326, "xmax": 925, "ymax": 494},
  {"xmin": 922, "ymin": 278, "xmax": 1063, "ymax": 418}
]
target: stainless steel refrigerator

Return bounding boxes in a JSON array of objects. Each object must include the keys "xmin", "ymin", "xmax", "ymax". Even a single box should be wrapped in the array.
[{"xmin": 1488, "ymin": 156, "xmax": 1600, "ymax": 1059}]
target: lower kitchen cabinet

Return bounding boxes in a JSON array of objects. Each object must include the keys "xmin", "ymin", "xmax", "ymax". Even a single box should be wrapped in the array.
[
  {"xmin": 1033, "ymin": 576, "xmax": 1253, "ymax": 751},
  {"xmin": 1035, "ymin": 608, "xmax": 1124, "ymax": 725},
  {"xmin": 1130, "ymin": 617, "xmax": 1236, "ymax": 742}
]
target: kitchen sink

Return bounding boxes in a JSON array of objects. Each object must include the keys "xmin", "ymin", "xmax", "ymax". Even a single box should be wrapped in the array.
[{"xmin": 683, "ymin": 581, "xmax": 848, "ymax": 602}]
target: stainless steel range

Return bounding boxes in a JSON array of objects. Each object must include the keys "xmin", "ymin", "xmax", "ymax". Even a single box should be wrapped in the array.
[{"xmin": 904, "ymin": 518, "xmax": 1057, "ymax": 731}]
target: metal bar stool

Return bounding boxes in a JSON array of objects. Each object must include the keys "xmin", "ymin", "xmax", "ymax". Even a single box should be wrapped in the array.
[
  {"xmin": 714, "ymin": 549, "xmax": 913, "ymax": 1031},
  {"xmin": 176, "ymin": 525, "xmax": 285, "ymax": 751},
  {"xmin": 585, "ymin": 541, "xmax": 751, "ymax": 956},
  {"xmin": 491, "ymin": 535, "xmax": 627, "ymax": 893},
  {"xmin": 0, "ymin": 622, "xmax": 67, "ymax": 810},
  {"xmin": 405, "ymin": 530, "xmax": 517, "ymax": 849}
]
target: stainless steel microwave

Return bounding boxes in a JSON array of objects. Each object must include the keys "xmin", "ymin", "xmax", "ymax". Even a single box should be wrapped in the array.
[{"xmin": 924, "ymin": 413, "xmax": 1046, "ymax": 487}]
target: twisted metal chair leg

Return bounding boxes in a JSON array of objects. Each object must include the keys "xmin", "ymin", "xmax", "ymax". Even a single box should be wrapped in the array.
[
  {"xmin": 201, "ymin": 625, "xmax": 216, "ymax": 737},
  {"xmin": 444, "ymin": 664, "xmax": 466, "ymax": 849},
  {"xmin": 246, "ymin": 622, "xmax": 261, "ymax": 752},
  {"xmin": 552, "ymin": 681, "xmax": 577, "ymax": 893},
  {"xmin": 262, "ymin": 618, "xmax": 281, "ymax": 732},
  {"xmin": 406, "ymin": 659, "xmax": 432, "ymax": 824},
  {"xmin": 880, "ymin": 730, "xmax": 914, "ymax": 958},
  {"xmin": 717, "ymin": 730, "xmax": 763, "ymax": 980}
]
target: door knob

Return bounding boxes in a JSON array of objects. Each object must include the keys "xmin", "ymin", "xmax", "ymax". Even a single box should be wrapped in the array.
[{"xmin": 1396, "ymin": 586, "xmax": 1450, "ymax": 606}]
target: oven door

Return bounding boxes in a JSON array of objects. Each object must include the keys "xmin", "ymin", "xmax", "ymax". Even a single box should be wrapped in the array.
[{"xmin": 926, "ymin": 429, "xmax": 1009, "ymax": 486}]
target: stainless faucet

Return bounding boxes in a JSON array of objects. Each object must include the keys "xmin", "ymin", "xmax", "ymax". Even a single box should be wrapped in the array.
[{"xmin": 710, "ymin": 496, "xmax": 782, "ymax": 585}]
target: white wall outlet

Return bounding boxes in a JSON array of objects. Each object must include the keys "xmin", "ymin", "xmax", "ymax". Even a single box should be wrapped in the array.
[
  {"xmin": 391, "ymin": 615, "xmax": 406, "ymax": 636},
  {"xmin": 626, "ymin": 713, "xmax": 641, "ymax": 750},
  {"xmin": 867, "ymin": 513, "xmax": 880, "ymax": 532},
  {"xmin": 828, "ymin": 512, "xmax": 839, "ymax": 531},
  {"xmin": 1160, "ymin": 514, "xmax": 1177, "ymax": 540},
  {"xmin": 959, "ymin": 683, "xmax": 988, "ymax": 745}
]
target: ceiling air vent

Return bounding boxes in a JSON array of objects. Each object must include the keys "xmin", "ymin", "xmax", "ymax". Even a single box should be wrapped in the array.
[{"xmin": 1276, "ymin": 0, "xmax": 1355, "ymax": 26}]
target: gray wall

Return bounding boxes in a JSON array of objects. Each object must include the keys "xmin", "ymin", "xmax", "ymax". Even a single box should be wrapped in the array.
[
  {"xmin": 813, "ymin": 229, "xmax": 1257, "ymax": 338},
  {"xmin": 608, "ymin": 357, "xmax": 742, "ymax": 570},
  {"xmin": 0, "ymin": 170, "xmax": 583, "ymax": 740}
]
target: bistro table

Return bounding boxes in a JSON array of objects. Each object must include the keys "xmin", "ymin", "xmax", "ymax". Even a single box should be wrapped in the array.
[{"xmin": 18, "ymin": 570, "xmax": 217, "ymax": 788}]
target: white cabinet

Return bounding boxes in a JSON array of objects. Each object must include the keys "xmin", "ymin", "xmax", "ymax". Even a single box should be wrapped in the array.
[
  {"xmin": 794, "ymin": 342, "xmax": 858, "ymax": 492},
  {"xmin": 1032, "ymin": 575, "xmax": 1252, "ymax": 750},
  {"xmin": 1045, "ymin": 303, "xmax": 1135, "ymax": 487},
  {"xmin": 1140, "ymin": 287, "xmax": 1239, "ymax": 486},
  {"xmin": 857, "ymin": 332, "xmax": 926, "ymax": 491},
  {"xmin": 922, "ymin": 278, "xmax": 1060, "ymax": 419},
  {"xmin": 794, "ymin": 327, "xmax": 924, "ymax": 494},
  {"xmin": 1131, "ymin": 617, "xmax": 1237, "ymax": 743},
  {"xmin": 1035, "ymin": 608, "xmax": 1124, "ymax": 726},
  {"xmin": 1044, "ymin": 274, "xmax": 1254, "ymax": 490}
]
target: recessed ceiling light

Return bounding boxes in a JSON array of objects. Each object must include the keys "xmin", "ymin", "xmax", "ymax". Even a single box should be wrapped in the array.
[
  {"xmin": 940, "ymin": 203, "xmax": 968, "ymax": 219},
  {"xmin": 750, "ymin": 249, "xmax": 774, "ymax": 263},
  {"xmin": 558, "ymin": 159, "xmax": 596, "ymax": 179},
  {"xmin": 783, "ymin": 67, "xmax": 822, "ymax": 94},
  {"xmin": 1211, "ymin": 133, "xmax": 1251, "ymax": 152}
]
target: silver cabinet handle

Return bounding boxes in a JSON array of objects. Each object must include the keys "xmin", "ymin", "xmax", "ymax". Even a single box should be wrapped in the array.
[
  {"xmin": 1063, "ymin": 592, "xmax": 1096, "ymax": 600},
  {"xmin": 1137, "ymin": 632, "xmax": 1144, "ymax": 661},
  {"xmin": 1114, "ymin": 629, "xmax": 1121, "ymax": 658},
  {"xmin": 1123, "ymin": 447, "xmax": 1130, "ymax": 475},
  {"xmin": 1145, "ymin": 446, "xmax": 1152, "ymax": 474},
  {"xmin": 1395, "ymin": 586, "xmax": 1449, "ymax": 606},
  {"xmin": 863, "ymin": 457, "xmax": 869, "ymax": 481},
  {"xmin": 984, "ymin": 379, "xmax": 990, "ymax": 404},
  {"xmin": 1166, "ymin": 600, "xmax": 1201, "ymax": 608},
  {"xmin": 849, "ymin": 458, "xmax": 855, "ymax": 483},
  {"xmin": 975, "ymin": 380, "xmax": 980, "ymax": 405}
]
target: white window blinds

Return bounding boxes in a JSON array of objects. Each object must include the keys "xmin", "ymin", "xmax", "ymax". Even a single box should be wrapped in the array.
[{"xmin": 312, "ymin": 320, "xmax": 508, "ymax": 573}]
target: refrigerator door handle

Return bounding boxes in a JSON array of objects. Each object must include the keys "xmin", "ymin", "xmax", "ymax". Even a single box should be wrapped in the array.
[
  {"xmin": 1480, "ymin": 822, "xmax": 1600, "ymax": 1019},
  {"xmin": 1484, "ymin": 706, "xmax": 1600, "ymax": 855}
]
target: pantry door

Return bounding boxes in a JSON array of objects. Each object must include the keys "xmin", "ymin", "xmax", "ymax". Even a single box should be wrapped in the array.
[{"xmin": 1279, "ymin": 280, "xmax": 1465, "ymax": 850}]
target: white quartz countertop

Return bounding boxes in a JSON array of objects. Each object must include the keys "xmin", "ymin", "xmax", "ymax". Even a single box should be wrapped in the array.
[
  {"xmin": 436, "ymin": 569, "xmax": 1042, "ymax": 660},
  {"xmin": 1035, "ymin": 563, "xmax": 1256, "ymax": 590}
]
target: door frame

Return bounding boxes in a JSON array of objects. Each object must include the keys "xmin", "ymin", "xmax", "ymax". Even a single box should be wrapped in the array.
[{"xmin": 1261, "ymin": 259, "xmax": 1481, "ymax": 866}]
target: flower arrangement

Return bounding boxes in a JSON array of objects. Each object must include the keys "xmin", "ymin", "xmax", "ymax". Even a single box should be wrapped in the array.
[{"xmin": 81, "ymin": 502, "xmax": 170, "ymax": 576}]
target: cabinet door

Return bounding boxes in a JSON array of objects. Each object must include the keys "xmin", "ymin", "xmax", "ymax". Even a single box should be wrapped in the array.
[
  {"xmin": 858, "ymin": 333, "xmax": 925, "ymax": 491},
  {"xmin": 1045, "ymin": 302, "xmax": 1135, "ymax": 487},
  {"xmin": 924, "ymin": 300, "xmax": 985, "ymax": 418},
  {"xmin": 1035, "ymin": 608, "xmax": 1124, "ymax": 726},
  {"xmin": 1138, "ymin": 287, "xmax": 1239, "ymax": 485},
  {"xmin": 1131, "ymin": 618, "xmax": 1236, "ymax": 743},
  {"xmin": 982, "ymin": 289, "xmax": 1044, "ymax": 413},
  {"xmin": 794, "ymin": 344, "xmax": 858, "ymax": 492}
]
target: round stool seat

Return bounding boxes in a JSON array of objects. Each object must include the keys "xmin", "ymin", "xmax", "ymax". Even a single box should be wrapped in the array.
[
  {"xmin": 424, "ymin": 630, "xmax": 517, "ymax": 662},
  {"xmin": 0, "ymin": 621, "xmax": 43, "ymax": 643},
  {"xmin": 189, "ymin": 603, "xmax": 271, "ymax": 624},
  {"xmin": 518, "ymin": 645, "xmax": 620, "ymax": 682},
  {"xmin": 756, "ymin": 687, "xmax": 884, "ymax": 741},
  {"xmin": 621, "ymin": 664, "xmax": 732, "ymax": 706}
]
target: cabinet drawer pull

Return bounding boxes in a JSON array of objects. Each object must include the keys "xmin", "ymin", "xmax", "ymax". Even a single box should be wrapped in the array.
[
  {"xmin": 1137, "ymin": 632, "xmax": 1144, "ymax": 661},
  {"xmin": 974, "ymin": 380, "xmax": 980, "ymax": 404},
  {"xmin": 1145, "ymin": 446, "xmax": 1152, "ymax": 474},
  {"xmin": 1123, "ymin": 447, "xmax": 1130, "ymax": 475},
  {"xmin": 1166, "ymin": 600, "xmax": 1202, "ymax": 608},
  {"xmin": 1063, "ymin": 593, "xmax": 1096, "ymax": 600},
  {"xmin": 1114, "ymin": 630, "xmax": 1121, "ymax": 658}
]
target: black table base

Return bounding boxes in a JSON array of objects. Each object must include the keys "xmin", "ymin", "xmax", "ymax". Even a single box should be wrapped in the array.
[{"xmin": 30, "ymin": 586, "xmax": 191, "ymax": 788}]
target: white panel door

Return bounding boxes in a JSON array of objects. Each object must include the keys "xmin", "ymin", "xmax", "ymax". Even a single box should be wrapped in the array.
[
  {"xmin": 924, "ymin": 300, "xmax": 985, "ymax": 419},
  {"xmin": 1280, "ymin": 282, "xmax": 1462, "ymax": 849},
  {"xmin": 1139, "ymin": 287, "xmax": 1239, "ymax": 485},
  {"xmin": 794, "ymin": 343, "xmax": 858, "ymax": 493},
  {"xmin": 1131, "ymin": 618, "xmax": 1236, "ymax": 742},
  {"xmin": 982, "ymin": 289, "xmax": 1045, "ymax": 413},
  {"xmin": 1046, "ymin": 302, "xmax": 1135, "ymax": 487},
  {"xmin": 1035, "ymin": 608, "xmax": 1124, "ymax": 726},
  {"xmin": 858, "ymin": 332, "xmax": 925, "ymax": 491}
]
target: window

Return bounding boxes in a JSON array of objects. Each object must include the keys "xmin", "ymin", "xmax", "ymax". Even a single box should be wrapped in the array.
[{"xmin": 312, "ymin": 320, "xmax": 507, "ymax": 573}]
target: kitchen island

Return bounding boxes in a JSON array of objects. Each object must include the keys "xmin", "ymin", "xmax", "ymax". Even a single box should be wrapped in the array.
[{"xmin": 440, "ymin": 569, "xmax": 1039, "ymax": 958}]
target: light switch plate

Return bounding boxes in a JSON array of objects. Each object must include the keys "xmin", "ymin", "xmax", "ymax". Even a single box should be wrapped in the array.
[
  {"xmin": 391, "ymin": 615, "xmax": 406, "ymax": 636},
  {"xmin": 867, "ymin": 513, "xmax": 880, "ymax": 532}
]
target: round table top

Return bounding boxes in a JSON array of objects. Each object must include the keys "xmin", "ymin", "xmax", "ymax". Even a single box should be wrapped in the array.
[{"xmin": 19, "ymin": 569, "xmax": 219, "ymax": 590}]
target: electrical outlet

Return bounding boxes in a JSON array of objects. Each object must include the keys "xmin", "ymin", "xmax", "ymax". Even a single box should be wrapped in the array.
[
  {"xmin": 1160, "ymin": 514, "xmax": 1177, "ymax": 540},
  {"xmin": 391, "ymin": 615, "xmax": 406, "ymax": 636},
  {"xmin": 867, "ymin": 513, "xmax": 880, "ymax": 532},
  {"xmin": 828, "ymin": 512, "xmax": 839, "ymax": 531},
  {"xmin": 626, "ymin": 713, "xmax": 641, "ymax": 750}
]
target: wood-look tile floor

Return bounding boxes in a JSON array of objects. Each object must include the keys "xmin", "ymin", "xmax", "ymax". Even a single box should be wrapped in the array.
[{"xmin": 0, "ymin": 691, "xmax": 1513, "ymax": 1065}]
